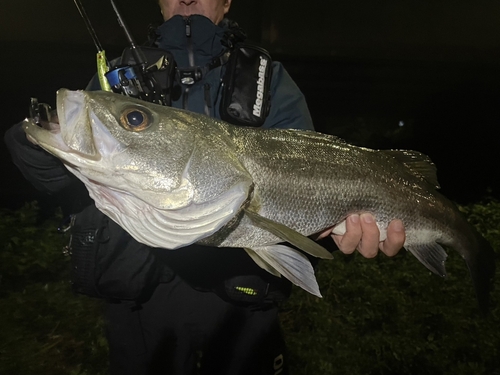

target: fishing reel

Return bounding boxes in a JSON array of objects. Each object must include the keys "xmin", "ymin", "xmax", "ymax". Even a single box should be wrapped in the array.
[
  {"xmin": 106, "ymin": 47, "xmax": 178, "ymax": 106},
  {"xmin": 74, "ymin": 0, "xmax": 179, "ymax": 107}
]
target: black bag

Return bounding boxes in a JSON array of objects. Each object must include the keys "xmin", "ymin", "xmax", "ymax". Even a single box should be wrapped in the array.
[
  {"xmin": 69, "ymin": 204, "xmax": 171, "ymax": 301},
  {"xmin": 220, "ymin": 44, "xmax": 273, "ymax": 127}
]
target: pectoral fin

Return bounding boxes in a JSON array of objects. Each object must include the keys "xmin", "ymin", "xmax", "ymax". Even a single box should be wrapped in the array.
[
  {"xmin": 244, "ymin": 209, "xmax": 333, "ymax": 260},
  {"xmin": 246, "ymin": 245, "xmax": 322, "ymax": 297}
]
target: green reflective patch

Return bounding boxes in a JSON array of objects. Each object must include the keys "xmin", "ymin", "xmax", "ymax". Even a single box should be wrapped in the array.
[{"xmin": 235, "ymin": 286, "xmax": 258, "ymax": 296}]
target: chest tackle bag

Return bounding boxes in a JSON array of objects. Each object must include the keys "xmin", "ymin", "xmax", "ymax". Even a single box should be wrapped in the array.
[{"xmin": 220, "ymin": 44, "xmax": 273, "ymax": 127}]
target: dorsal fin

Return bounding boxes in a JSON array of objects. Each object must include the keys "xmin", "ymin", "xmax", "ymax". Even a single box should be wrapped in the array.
[{"xmin": 382, "ymin": 149, "xmax": 440, "ymax": 189}]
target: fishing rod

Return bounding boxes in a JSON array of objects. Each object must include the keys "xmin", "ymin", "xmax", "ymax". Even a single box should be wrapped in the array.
[
  {"xmin": 73, "ymin": 0, "xmax": 177, "ymax": 105},
  {"xmin": 109, "ymin": 0, "xmax": 147, "ymax": 69},
  {"xmin": 73, "ymin": 0, "xmax": 112, "ymax": 92}
]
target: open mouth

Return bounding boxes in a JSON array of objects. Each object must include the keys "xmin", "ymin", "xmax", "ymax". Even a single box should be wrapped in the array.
[
  {"xmin": 45, "ymin": 121, "xmax": 61, "ymax": 132},
  {"xmin": 23, "ymin": 116, "xmax": 65, "ymax": 149}
]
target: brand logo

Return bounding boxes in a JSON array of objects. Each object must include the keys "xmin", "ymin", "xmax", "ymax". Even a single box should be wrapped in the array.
[{"xmin": 253, "ymin": 56, "xmax": 268, "ymax": 118}]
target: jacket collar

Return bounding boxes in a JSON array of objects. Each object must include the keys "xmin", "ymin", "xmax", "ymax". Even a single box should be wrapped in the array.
[{"xmin": 155, "ymin": 15, "xmax": 227, "ymax": 68}]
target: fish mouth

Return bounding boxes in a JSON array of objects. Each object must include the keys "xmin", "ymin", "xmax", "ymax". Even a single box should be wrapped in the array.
[
  {"xmin": 24, "ymin": 117, "xmax": 61, "ymax": 142},
  {"xmin": 24, "ymin": 88, "xmax": 123, "ymax": 168},
  {"xmin": 23, "ymin": 115, "xmax": 69, "ymax": 156},
  {"xmin": 23, "ymin": 89, "xmax": 98, "ymax": 161}
]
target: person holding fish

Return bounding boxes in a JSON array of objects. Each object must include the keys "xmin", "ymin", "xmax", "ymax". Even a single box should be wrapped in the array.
[{"xmin": 5, "ymin": 0, "xmax": 406, "ymax": 374}]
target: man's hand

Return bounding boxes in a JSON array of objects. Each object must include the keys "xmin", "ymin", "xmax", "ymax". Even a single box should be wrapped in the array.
[{"xmin": 317, "ymin": 214, "xmax": 405, "ymax": 258}]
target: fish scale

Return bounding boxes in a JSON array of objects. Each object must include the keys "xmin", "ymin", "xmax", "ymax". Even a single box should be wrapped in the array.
[{"xmin": 224, "ymin": 127, "xmax": 415, "ymax": 237}]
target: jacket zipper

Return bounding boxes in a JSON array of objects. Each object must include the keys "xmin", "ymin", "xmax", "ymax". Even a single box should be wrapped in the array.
[
  {"xmin": 182, "ymin": 17, "xmax": 213, "ymax": 115},
  {"xmin": 182, "ymin": 18, "xmax": 193, "ymax": 110}
]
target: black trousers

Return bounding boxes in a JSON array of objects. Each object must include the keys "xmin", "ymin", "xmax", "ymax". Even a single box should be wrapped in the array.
[{"xmin": 105, "ymin": 276, "xmax": 289, "ymax": 375}]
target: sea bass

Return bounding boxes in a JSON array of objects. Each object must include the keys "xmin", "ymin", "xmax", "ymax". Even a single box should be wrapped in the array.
[{"xmin": 23, "ymin": 89, "xmax": 495, "ymax": 308}]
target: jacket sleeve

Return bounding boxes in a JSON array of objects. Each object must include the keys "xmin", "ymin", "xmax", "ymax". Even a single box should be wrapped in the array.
[
  {"xmin": 4, "ymin": 122, "xmax": 78, "ymax": 195},
  {"xmin": 262, "ymin": 62, "xmax": 315, "ymax": 131}
]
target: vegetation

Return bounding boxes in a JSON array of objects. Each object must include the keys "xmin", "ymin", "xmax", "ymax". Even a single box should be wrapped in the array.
[
  {"xmin": 0, "ymin": 203, "xmax": 107, "ymax": 375},
  {"xmin": 1, "ymin": 200, "xmax": 499, "ymax": 374}
]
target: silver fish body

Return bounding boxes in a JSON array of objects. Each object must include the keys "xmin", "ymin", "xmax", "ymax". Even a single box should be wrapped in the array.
[{"xmin": 23, "ymin": 89, "xmax": 495, "ymax": 306}]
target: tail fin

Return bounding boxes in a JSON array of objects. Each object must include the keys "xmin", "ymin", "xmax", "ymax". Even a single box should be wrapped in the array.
[{"xmin": 461, "ymin": 228, "xmax": 496, "ymax": 314}]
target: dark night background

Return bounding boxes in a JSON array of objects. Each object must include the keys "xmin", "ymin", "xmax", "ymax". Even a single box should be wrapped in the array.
[{"xmin": 1, "ymin": 0, "xmax": 499, "ymax": 209}]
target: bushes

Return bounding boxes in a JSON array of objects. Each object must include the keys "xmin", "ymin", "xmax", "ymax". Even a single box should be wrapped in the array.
[
  {"xmin": 0, "ymin": 203, "xmax": 108, "ymax": 375},
  {"xmin": 1, "ymin": 200, "xmax": 499, "ymax": 374}
]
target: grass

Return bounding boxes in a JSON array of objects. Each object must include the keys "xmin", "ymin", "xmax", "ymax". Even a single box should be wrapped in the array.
[
  {"xmin": 0, "ymin": 199, "xmax": 499, "ymax": 374},
  {"xmin": 0, "ymin": 203, "xmax": 107, "ymax": 375}
]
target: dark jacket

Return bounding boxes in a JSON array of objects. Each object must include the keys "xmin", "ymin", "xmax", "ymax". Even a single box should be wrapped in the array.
[{"xmin": 5, "ymin": 15, "xmax": 315, "ymax": 305}]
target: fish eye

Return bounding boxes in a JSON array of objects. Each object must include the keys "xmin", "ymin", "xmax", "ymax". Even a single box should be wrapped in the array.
[{"xmin": 120, "ymin": 107, "xmax": 151, "ymax": 132}]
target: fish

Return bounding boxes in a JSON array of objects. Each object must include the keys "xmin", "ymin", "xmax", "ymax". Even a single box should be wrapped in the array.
[{"xmin": 23, "ymin": 88, "xmax": 495, "ymax": 309}]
